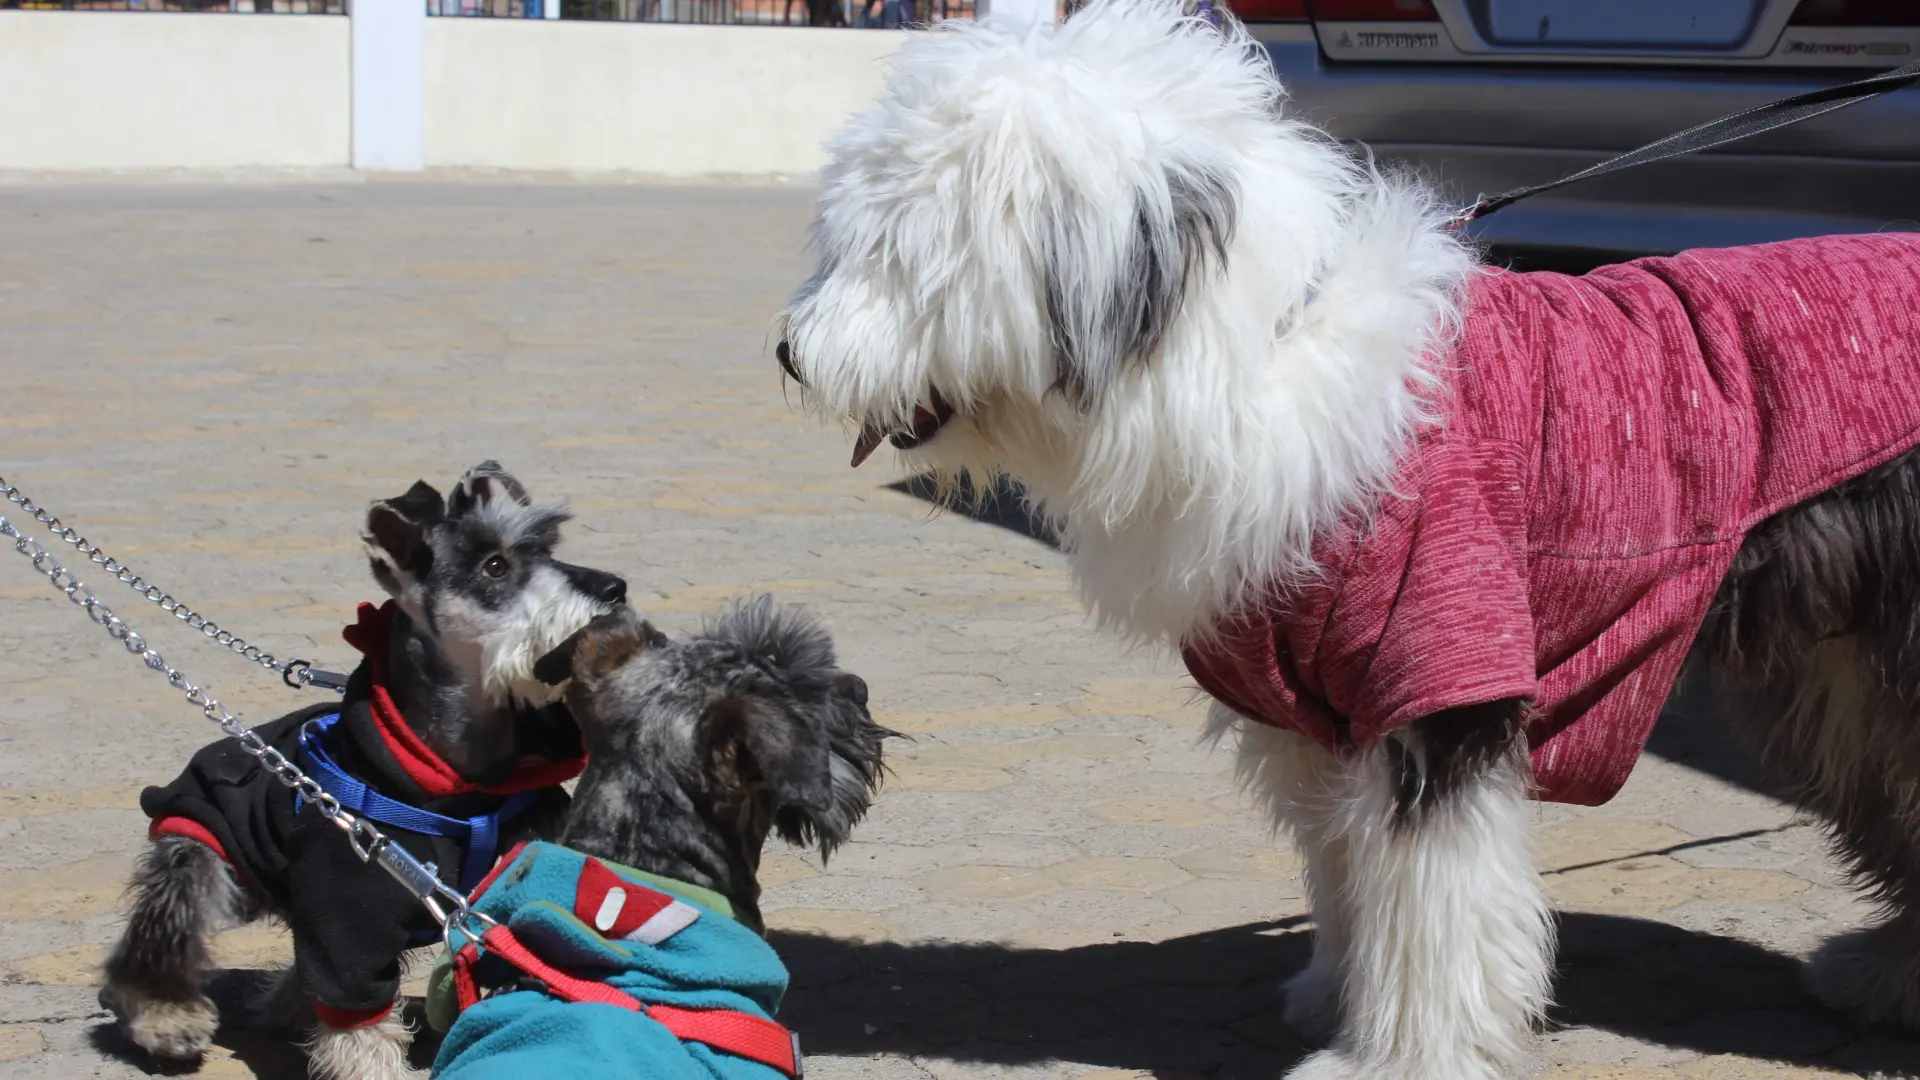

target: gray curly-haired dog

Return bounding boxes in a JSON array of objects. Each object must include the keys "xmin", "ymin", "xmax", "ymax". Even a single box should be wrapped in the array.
[
  {"xmin": 424, "ymin": 598, "xmax": 892, "ymax": 1078},
  {"xmin": 534, "ymin": 596, "xmax": 893, "ymax": 931}
]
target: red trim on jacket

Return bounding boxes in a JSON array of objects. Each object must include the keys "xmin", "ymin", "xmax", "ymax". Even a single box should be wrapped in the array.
[{"xmin": 149, "ymin": 816, "xmax": 229, "ymax": 862}]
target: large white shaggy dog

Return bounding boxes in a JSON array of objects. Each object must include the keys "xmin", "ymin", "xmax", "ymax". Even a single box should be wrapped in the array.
[{"xmin": 775, "ymin": 1, "xmax": 1920, "ymax": 1076}]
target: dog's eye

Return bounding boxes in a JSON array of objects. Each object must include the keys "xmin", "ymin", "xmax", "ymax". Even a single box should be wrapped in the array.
[{"xmin": 482, "ymin": 555, "xmax": 510, "ymax": 579}]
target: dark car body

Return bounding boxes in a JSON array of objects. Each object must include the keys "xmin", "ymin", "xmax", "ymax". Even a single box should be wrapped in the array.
[{"xmin": 1238, "ymin": 0, "xmax": 1920, "ymax": 264}]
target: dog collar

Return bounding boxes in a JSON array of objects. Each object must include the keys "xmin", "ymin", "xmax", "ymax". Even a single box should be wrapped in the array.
[{"xmin": 343, "ymin": 601, "xmax": 586, "ymax": 799}]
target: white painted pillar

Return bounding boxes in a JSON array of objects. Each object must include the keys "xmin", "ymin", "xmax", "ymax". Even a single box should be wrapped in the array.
[
  {"xmin": 351, "ymin": 0, "xmax": 427, "ymax": 171},
  {"xmin": 544, "ymin": 0, "xmax": 559, "ymax": 19},
  {"xmin": 978, "ymin": 0, "xmax": 1050, "ymax": 30}
]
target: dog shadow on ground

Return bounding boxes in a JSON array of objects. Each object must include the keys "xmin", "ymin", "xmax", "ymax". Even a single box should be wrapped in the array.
[
  {"xmin": 90, "ymin": 911, "xmax": 1919, "ymax": 1079},
  {"xmin": 1645, "ymin": 675, "xmax": 1787, "ymax": 800},
  {"xmin": 888, "ymin": 473, "xmax": 1060, "ymax": 549},
  {"xmin": 771, "ymin": 913, "xmax": 1919, "ymax": 1079}
]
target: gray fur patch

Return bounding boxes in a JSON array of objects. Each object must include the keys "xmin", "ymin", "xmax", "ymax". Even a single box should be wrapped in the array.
[
  {"xmin": 1691, "ymin": 444, "xmax": 1920, "ymax": 1025},
  {"xmin": 1046, "ymin": 163, "xmax": 1239, "ymax": 409}
]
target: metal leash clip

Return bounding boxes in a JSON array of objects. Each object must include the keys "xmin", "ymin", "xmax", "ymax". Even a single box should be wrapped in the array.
[
  {"xmin": 1, "ymin": 474, "xmax": 346, "ymax": 695},
  {"xmin": 285, "ymin": 660, "xmax": 352, "ymax": 692},
  {"xmin": 1443, "ymin": 197, "xmax": 1491, "ymax": 232},
  {"xmin": 353, "ymin": 827, "xmax": 499, "ymax": 951}
]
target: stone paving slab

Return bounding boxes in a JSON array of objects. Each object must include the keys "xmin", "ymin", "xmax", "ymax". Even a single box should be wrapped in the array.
[{"xmin": 0, "ymin": 182, "xmax": 1916, "ymax": 1079}]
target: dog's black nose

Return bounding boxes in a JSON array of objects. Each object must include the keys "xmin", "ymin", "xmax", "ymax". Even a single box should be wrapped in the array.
[
  {"xmin": 834, "ymin": 673, "xmax": 868, "ymax": 708},
  {"xmin": 560, "ymin": 562, "xmax": 629, "ymax": 607},
  {"xmin": 777, "ymin": 339, "xmax": 804, "ymax": 386},
  {"xmin": 596, "ymin": 576, "xmax": 628, "ymax": 605}
]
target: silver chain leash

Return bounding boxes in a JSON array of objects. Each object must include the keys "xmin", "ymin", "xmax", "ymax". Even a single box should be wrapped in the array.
[
  {"xmin": 0, "ymin": 475, "xmax": 347, "ymax": 692},
  {"xmin": 0, "ymin": 509, "xmax": 493, "ymax": 950}
]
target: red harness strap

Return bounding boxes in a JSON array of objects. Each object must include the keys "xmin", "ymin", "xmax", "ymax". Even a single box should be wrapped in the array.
[{"xmin": 453, "ymin": 925, "xmax": 802, "ymax": 1079}]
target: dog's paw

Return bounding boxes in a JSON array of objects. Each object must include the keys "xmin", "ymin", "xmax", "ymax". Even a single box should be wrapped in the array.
[
  {"xmin": 109, "ymin": 989, "xmax": 220, "ymax": 1061},
  {"xmin": 1284, "ymin": 1048, "xmax": 1510, "ymax": 1080},
  {"xmin": 1282, "ymin": 1049, "xmax": 1376, "ymax": 1080},
  {"xmin": 307, "ymin": 1013, "xmax": 424, "ymax": 1080},
  {"xmin": 1808, "ymin": 922, "xmax": 1920, "ymax": 1030},
  {"xmin": 1281, "ymin": 964, "xmax": 1341, "ymax": 1042}
]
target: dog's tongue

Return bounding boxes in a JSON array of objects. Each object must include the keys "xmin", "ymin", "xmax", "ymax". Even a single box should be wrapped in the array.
[
  {"xmin": 851, "ymin": 422, "xmax": 888, "ymax": 468},
  {"xmin": 852, "ymin": 404, "xmax": 946, "ymax": 468}
]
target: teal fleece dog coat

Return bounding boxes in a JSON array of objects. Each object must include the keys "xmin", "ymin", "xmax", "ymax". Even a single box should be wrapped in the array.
[{"xmin": 428, "ymin": 842, "xmax": 801, "ymax": 1080}]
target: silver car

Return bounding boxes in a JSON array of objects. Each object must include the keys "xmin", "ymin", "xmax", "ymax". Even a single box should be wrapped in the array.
[{"xmin": 1235, "ymin": 0, "xmax": 1920, "ymax": 266}]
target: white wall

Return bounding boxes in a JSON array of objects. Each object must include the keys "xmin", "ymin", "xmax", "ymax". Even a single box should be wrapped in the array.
[
  {"xmin": 0, "ymin": 12, "xmax": 350, "ymax": 171},
  {"xmin": 426, "ymin": 20, "xmax": 905, "ymax": 176},
  {"xmin": 0, "ymin": 15, "xmax": 905, "ymax": 176}
]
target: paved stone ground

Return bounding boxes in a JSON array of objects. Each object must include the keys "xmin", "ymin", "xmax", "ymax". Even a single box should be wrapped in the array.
[{"xmin": 1, "ymin": 181, "xmax": 1917, "ymax": 1080}]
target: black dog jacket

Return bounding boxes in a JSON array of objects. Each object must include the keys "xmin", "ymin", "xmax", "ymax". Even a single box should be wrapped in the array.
[{"xmin": 141, "ymin": 602, "xmax": 583, "ymax": 1026}]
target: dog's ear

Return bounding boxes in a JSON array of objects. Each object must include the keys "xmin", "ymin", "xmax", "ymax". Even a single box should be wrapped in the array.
[
  {"xmin": 534, "ymin": 608, "xmax": 664, "ymax": 686},
  {"xmin": 768, "ymin": 673, "xmax": 894, "ymax": 862},
  {"xmin": 448, "ymin": 460, "xmax": 531, "ymax": 516},
  {"xmin": 698, "ymin": 597, "xmax": 892, "ymax": 860},
  {"xmin": 734, "ymin": 695, "xmax": 834, "ymax": 824},
  {"xmin": 362, "ymin": 481, "xmax": 443, "ymax": 597},
  {"xmin": 1044, "ymin": 164, "xmax": 1237, "ymax": 409}
]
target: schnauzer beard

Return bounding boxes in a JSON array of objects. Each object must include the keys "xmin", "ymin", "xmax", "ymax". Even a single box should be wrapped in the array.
[
  {"xmin": 782, "ymin": 0, "xmax": 1473, "ymax": 648},
  {"xmin": 440, "ymin": 565, "xmax": 612, "ymax": 708}
]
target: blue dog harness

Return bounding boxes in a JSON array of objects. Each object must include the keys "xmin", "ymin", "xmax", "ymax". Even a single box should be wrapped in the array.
[{"xmin": 297, "ymin": 712, "xmax": 540, "ymax": 894}]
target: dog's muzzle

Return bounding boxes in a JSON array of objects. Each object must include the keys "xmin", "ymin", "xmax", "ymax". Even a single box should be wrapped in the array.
[{"xmin": 558, "ymin": 562, "xmax": 628, "ymax": 607}]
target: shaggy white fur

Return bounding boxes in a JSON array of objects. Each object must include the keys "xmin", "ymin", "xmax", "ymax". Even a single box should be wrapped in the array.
[
  {"xmin": 1216, "ymin": 708, "xmax": 1553, "ymax": 1080},
  {"xmin": 307, "ymin": 1009, "xmax": 423, "ymax": 1080},
  {"xmin": 782, "ymin": 0, "xmax": 1472, "ymax": 645},
  {"xmin": 780, "ymin": 2, "xmax": 1552, "ymax": 1076}
]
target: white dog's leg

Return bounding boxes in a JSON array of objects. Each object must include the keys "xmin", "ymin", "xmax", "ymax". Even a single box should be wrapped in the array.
[
  {"xmin": 1218, "ymin": 707, "xmax": 1353, "ymax": 1041},
  {"xmin": 306, "ymin": 1008, "xmax": 423, "ymax": 1080},
  {"xmin": 1289, "ymin": 715, "xmax": 1553, "ymax": 1080},
  {"xmin": 1284, "ymin": 825, "xmax": 1351, "ymax": 1041}
]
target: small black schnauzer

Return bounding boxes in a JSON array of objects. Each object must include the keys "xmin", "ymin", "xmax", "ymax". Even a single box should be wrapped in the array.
[{"xmin": 102, "ymin": 461, "xmax": 627, "ymax": 1080}]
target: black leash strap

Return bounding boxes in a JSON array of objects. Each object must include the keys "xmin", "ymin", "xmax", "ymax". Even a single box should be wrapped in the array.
[{"xmin": 1452, "ymin": 59, "xmax": 1920, "ymax": 227}]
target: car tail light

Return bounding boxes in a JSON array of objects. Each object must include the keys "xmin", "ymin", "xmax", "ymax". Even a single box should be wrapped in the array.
[
  {"xmin": 1789, "ymin": 0, "xmax": 1920, "ymax": 25},
  {"xmin": 1228, "ymin": 0, "xmax": 1308, "ymax": 20},
  {"xmin": 1309, "ymin": 0, "xmax": 1438, "ymax": 19}
]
